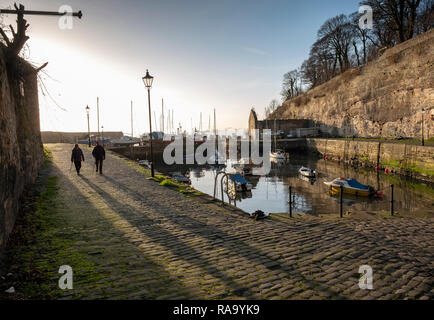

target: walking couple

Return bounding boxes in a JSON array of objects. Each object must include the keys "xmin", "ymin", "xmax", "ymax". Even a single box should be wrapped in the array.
[{"xmin": 71, "ymin": 142, "xmax": 106, "ymax": 175}]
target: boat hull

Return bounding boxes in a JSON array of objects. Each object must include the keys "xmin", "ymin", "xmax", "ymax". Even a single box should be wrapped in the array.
[{"xmin": 329, "ymin": 185, "xmax": 371, "ymax": 197}]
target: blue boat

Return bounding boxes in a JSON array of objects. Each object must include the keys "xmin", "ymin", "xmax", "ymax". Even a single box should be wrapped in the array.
[{"xmin": 229, "ymin": 173, "xmax": 253, "ymax": 192}]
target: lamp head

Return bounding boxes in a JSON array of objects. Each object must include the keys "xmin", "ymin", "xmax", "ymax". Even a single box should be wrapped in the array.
[{"xmin": 142, "ymin": 69, "xmax": 154, "ymax": 88}]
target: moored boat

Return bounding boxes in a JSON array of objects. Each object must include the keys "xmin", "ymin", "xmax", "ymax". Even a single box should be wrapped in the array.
[
  {"xmin": 270, "ymin": 149, "xmax": 285, "ymax": 160},
  {"xmin": 229, "ymin": 173, "xmax": 253, "ymax": 192},
  {"xmin": 299, "ymin": 166, "xmax": 316, "ymax": 178},
  {"xmin": 324, "ymin": 178, "xmax": 381, "ymax": 197}
]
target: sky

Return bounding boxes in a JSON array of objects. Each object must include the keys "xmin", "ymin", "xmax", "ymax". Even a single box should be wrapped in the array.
[{"xmin": 0, "ymin": 0, "xmax": 360, "ymax": 135}]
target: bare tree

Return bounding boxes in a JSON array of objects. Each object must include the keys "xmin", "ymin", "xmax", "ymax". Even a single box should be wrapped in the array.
[
  {"xmin": 281, "ymin": 69, "xmax": 303, "ymax": 101},
  {"xmin": 362, "ymin": 0, "xmax": 428, "ymax": 45},
  {"xmin": 265, "ymin": 99, "xmax": 279, "ymax": 118},
  {"xmin": 317, "ymin": 14, "xmax": 354, "ymax": 73},
  {"xmin": 0, "ymin": 3, "xmax": 29, "ymax": 56}
]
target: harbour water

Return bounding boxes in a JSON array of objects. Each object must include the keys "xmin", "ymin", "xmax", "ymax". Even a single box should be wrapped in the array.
[{"xmin": 157, "ymin": 156, "xmax": 434, "ymax": 217}]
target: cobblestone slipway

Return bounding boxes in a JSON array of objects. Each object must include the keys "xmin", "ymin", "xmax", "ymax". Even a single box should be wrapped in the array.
[{"xmin": 11, "ymin": 144, "xmax": 434, "ymax": 299}]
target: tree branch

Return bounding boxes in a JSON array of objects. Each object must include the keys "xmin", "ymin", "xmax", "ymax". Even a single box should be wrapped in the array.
[{"xmin": 35, "ymin": 62, "xmax": 48, "ymax": 73}]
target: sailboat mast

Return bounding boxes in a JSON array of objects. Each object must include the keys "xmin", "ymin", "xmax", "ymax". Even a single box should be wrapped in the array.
[
  {"xmin": 161, "ymin": 98, "xmax": 164, "ymax": 133},
  {"xmin": 131, "ymin": 100, "xmax": 133, "ymax": 138},
  {"xmin": 97, "ymin": 97, "xmax": 100, "ymax": 139},
  {"xmin": 213, "ymin": 108, "xmax": 216, "ymax": 136},
  {"xmin": 274, "ymin": 117, "xmax": 277, "ymax": 151}
]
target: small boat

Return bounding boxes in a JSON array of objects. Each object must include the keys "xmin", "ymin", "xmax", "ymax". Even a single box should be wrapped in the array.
[
  {"xmin": 299, "ymin": 166, "xmax": 316, "ymax": 178},
  {"xmin": 171, "ymin": 172, "xmax": 191, "ymax": 184},
  {"xmin": 324, "ymin": 178, "xmax": 381, "ymax": 197},
  {"xmin": 110, "ymin": 136, "xmax": 141, "ymax": 146},
  {"xmin": 138, "ymin": 160, "xmax": 151, "ymax": 169},
  {"xmin": 270, "ymin": 150, "xmax": 286, "ymax": 160},
  {"xmin": 228, "ymin": 173, "xmax": 253, "ymax": 192}
]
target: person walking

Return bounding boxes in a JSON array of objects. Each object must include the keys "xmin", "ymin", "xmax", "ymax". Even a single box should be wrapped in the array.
[
  {"xmin": 71, "ymin": 144, "xmax": 85, "ymax": 175},
  {"xmin": 92, "ymin": 141, "xmax": 106, "ymax": 175}
]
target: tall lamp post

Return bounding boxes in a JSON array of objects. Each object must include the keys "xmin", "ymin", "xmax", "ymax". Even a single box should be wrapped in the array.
[
  {"xmin": 101, "ymin": 125, "xmax": 104, "ymax": 146},
  {"xmin": 86, "ymin": 105, "xmax": 91, "ymax": 147},
  {"xmin": 422, "ymin": 108, "xmax": 425, "ymax": 146},
  {"xmin": 142, "ymin": 69, "xmax": 155, "ymax": 177}
]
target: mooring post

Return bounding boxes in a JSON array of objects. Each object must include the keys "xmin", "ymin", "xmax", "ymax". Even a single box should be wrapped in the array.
[
  {"xmin": 340, "ymin": 185, "xmax": 343, "ymax": 218},
  {"xmin": 289, "ymin": 186, "xmax": 292, "ymax": 218},
  {"xmin": 390, "ymin": 184, "xmax": 394, "ymax": 216}
]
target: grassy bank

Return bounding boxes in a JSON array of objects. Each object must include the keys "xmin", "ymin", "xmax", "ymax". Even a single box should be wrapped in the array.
[{"xmin": 0, "ymin": 147, "xmax": 103, "ymax": 299}]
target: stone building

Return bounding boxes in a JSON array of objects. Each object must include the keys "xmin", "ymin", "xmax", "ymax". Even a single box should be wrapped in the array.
[{"xmin": 248, "ymin": 109, "xmax": 316, "ymax": 137}]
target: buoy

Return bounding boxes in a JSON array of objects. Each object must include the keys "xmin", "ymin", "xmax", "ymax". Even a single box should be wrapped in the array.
[
  {"xmin": 375, "ymin": 166, "xmax": 379, "ymax": 171},
  {"xmin": 385, "ymin": 168, "xmax": 389, "ymax": 174}
]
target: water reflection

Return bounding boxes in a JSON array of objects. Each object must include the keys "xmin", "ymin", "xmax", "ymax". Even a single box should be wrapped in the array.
[{"xmin": 157, "ymin": 157, "xmax": 434, "ymax": 217}]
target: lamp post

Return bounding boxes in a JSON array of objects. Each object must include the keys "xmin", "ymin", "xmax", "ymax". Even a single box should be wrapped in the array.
[
  {"xmin": 85, "ymin": 105, "xmax": 91, "ymax": 147},
  {"xmin": 101, "ymin": 125, "xmax": 104, "ymax": 147},
  {"xmin": 422, "ymin": 108, "xmax": 425, "ymax": 146},
  {"xmin": 142, "ymin": 69, "xmax": 155, "ymax": 177}
]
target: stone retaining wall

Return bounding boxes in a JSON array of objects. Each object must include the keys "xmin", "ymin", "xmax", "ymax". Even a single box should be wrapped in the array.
[
  {"xmin": 0, "ymin": 45, "xmax": 44, "ymax": 249},
  {"xmin": 307, "ymin": 138, "xmax": 434, "ymax": 182}
]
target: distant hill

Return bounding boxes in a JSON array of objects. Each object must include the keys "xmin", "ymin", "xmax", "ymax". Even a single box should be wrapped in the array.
[{"xmin": 270, "ymin": 30, "xmax": 434, "ymax": 139}]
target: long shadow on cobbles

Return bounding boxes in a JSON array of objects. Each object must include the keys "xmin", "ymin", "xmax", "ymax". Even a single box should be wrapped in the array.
[
  {"xmin": 79, "ymin": 175, "xmax": 259, "ymax": 299},
  {"xmin": 49, "ymin": 163, "xmax": 196, "ymax": 300},
  {"xmin": 85, "ymin": 174, "xmax": 350, "ymax": 299},
  {"xmin": 103, "ymin": 173, "xmax": 434, "ymax": 299}
]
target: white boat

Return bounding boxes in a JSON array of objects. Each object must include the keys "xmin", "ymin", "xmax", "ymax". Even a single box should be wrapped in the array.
[
  {"xmin": 110, "ymin": 136, "xmax": 141, "ymax": 146},
  {"xmin": 299, "ymin": 166, "xmax": 316, "ymax": 178},
  {"xmin": 270, "ymin": 150, "xmax": 286, "ymax": 160},
  {"xmin": 138, "ymin": 160, "xmax": 151, "ymax": 169}
]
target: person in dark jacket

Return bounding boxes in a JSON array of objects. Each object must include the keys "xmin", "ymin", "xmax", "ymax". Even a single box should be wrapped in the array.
[
  {"xmin": 71, "ymin": 144, "xmax": 85, "ymax": 175},
  {"xmin": 92, "ymin": 141, "xmax": 106, "ymax": 174}
]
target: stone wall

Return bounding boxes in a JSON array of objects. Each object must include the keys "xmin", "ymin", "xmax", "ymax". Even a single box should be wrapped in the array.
[
  {"xmin": 272, "ymin": 30, "xmax": 434, "ymax": 139},
  {"xmin": 306, "ymin": 138, "xmax": 434, "ymax": 182},
  {"xmin": 41, "ymin": 131, "xmax": 124, "ymax": 144},
  {"xmin": 0, "ymin": 44, "xmax": 44, "ymax": 249},
  {"xmin": 248, "ymin": 109, "xmax": 313, "ymax": 136}
]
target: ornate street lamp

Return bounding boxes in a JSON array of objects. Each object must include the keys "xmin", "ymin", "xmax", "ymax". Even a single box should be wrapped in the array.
[
  {"xmin": 142, "ymin": 69, "xmax": 155, "ymax": 177},
  {"xmin": 101, "ymin": 125, "xmax": 104, "ymax": 147},
  {"xmin": 86, "ymin": 105, "xmax": 91, "ymax": 147}
]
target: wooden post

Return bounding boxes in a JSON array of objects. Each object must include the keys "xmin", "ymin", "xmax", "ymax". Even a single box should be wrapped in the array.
[
  {"xmin": 289, "ymin": 186, "xmax": 293, "ymax": 218},
  {"xmin": 390, "ymin": 184, "xmax": 394, "ymax": 216}
]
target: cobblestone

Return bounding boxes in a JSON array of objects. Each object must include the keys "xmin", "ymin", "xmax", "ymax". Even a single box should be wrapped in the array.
[{"xmin": 5, "ymin": 143, "xmax": 433, "ymax": 300}]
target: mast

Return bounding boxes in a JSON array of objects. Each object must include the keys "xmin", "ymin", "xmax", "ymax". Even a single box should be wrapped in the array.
[
  {"xmin": 131, "ymin": 100, "xmax": 133, "ymax": 138},
  {"xmin": 161, "ymin": 98, "xmax": 164, "ymax": 133},
  {"xmin": 274, "ymin": 117, "xmax": 277, "ymax": 152},
  {"xmin": 213, "ymin": 108, "xmax": 217, "ymax": 137},
  {"xmin": 200, "ymin": 112, "xmax": 202, "ymax": 133},
  {"xmin": 154, "ymin": 111, "xmax": 158, "ymax": 132},
  {"xmin": 97, "ymin": 97, "xmax": 100, "ymax": 140}
]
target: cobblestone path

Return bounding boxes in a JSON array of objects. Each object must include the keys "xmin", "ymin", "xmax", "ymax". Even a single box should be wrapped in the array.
[{"xmin": 34, "ymin": 144, "xmax": 434, "ymax": 299}]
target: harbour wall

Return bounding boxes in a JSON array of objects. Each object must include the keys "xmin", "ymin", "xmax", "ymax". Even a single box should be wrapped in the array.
[{"xmin": 306, "ymin": 138, "xmax": 434, "ymax": 183}]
